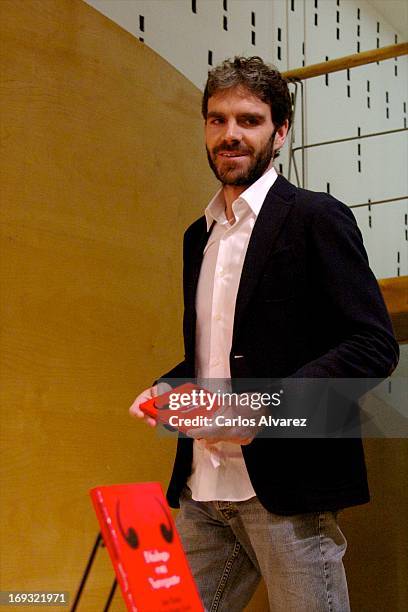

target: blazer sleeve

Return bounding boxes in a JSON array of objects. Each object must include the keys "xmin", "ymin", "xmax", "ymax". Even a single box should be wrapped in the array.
[{"xmin": 291, "ymin": 197, "xmax": 399, "ymax": 379}]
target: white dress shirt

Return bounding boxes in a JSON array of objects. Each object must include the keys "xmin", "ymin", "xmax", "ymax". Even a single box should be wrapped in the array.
[{"xmin": 187, "ymin": 165, "xmax": 278, "ymax": 501}]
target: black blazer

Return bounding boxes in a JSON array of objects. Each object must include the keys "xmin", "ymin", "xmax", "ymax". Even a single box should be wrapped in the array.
[{"xmin": 160, "ymin": 175, "xmax": 399, "ymax": 515}]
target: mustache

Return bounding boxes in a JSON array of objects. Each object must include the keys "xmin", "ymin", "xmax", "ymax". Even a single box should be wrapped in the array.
[{"xmin": 212, "ymin": 142, "xmax": 252, "ymax": 155}]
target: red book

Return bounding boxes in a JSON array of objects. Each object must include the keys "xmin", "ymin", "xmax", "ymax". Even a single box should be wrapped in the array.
[
  {"xmin": 140, "ymin": 383, "xmax": 221, "ymax": 434},
  {"xmin": 90, "ymin": 482, "xmax": 204, "ymax": 612}
]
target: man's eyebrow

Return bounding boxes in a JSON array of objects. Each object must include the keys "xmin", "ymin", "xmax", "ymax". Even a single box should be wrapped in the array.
[
  {"xmin": 238, "ymin": 112, "xmax": 266, "ymax": 121},
  {"xmin": 207, "ymin": 111, "xmax": 225, "ymax": 119},
  {"xmin": 206, "ymin": 111, "xmax": 266, "ymax": 120}
]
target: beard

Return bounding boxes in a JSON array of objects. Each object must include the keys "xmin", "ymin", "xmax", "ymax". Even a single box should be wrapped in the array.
[{"xmin": 206, "ymin": 132, "xmax": 276, "ymax": 186}]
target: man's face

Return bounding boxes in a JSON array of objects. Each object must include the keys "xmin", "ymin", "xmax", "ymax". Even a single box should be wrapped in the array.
[{"xmin": 205, "ymin": 86, "xmax": 287, "ymax": 186}]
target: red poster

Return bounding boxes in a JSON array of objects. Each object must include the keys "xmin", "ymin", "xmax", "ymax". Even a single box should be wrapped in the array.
[{"xmin": 90, "ymin": 482, "xmax": 203, "ymax": 611}]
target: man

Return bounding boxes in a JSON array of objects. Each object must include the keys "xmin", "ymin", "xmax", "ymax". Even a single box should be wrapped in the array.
[{"xmin": 130, "ymin": 57, "xmax": 399, "ymax": 611}]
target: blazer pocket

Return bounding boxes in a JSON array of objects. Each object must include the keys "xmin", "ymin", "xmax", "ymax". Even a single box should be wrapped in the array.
[{"xmin": 258, "ymin": 246, "xmax": 298, "ymax": 302}]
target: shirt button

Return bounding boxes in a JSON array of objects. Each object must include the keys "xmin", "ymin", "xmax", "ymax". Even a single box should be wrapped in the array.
[
  {"xmin": 214, "ymin": 314, "xmax": 221, "ymax": 321},
  {"xmin": 212, "ymin": 359, "xmax": 220, "ymax": 367}
]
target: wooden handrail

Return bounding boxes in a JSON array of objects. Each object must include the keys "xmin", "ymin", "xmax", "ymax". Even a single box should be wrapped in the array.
[
  {"xmin": 379, "ymin": 276, "xmax": 408, "ymax": 344},
  {"xmin": 283, "ymin": 42, "xmax": 408, "ymax": 81}
]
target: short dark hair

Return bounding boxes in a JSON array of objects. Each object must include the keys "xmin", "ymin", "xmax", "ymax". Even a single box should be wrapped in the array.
[{"xmin": 202, "ymin": 56, "xmax": 292, "ymax": 130}]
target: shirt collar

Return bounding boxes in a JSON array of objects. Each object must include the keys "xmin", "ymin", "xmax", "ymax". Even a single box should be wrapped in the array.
[{"xmin": 204, "ymin": 164, "xmax": 278, "ymax": 231}]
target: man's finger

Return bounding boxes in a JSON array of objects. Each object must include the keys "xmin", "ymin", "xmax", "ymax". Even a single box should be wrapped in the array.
[{"xmin": 129, "ymin": 389, "xmax": 158, "ymax": 427}]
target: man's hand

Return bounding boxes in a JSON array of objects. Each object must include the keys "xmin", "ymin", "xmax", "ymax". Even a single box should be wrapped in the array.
[
  {"xmin": 203, "ymin": 437, "xmax": 253, "ymax": 448},
  {"xmin": 129, "ymin": 382, "xmax": 172, "ymax": 427},
  {"xmin": 186, "ymin": 422, "xmax": 254, "ymax": 447},
  {"xmin": 185, "ymin": 395, "xmax": 267, "ymax": 446}
]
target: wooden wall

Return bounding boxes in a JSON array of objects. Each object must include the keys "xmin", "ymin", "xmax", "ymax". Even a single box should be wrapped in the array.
[
  {"xmin": 0, "ymin": 0, "xmax": 217, "ymax": 608},
  {"xmin": 0, "ymin": 1, "xmax": 406, "ymax": 610}
]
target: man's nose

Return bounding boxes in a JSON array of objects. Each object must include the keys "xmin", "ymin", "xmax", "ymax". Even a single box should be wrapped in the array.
[{"xmin": 223, "ymin": 120, "xmax": 242, "ymax": 143}]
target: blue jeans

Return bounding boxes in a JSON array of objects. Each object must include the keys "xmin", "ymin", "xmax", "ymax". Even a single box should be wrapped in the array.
[{"xmin": 176, "ymin": 487, "xmax": 350, "ymax": 612}]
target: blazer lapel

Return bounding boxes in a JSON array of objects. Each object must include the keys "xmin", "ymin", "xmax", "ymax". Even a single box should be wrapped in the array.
[
  {"xmin": 232, "ymin": 175, "xmax": 296, "ymax": 338},
  {"xmin": 185, "ymin": 219, "xmax": 214, "ymax": 308},
  {"xmin": 183, "ymin": 218, "xmax": 214, "ymax": 358}
]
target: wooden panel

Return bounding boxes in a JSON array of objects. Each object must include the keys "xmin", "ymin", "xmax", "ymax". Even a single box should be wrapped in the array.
[
  {"xmin": 379, "ymin": 276, "xmax": 408, "ymax": 343},
  {"xmin": 344, "ymin": 439, "xmax": 408, "ymax": 612},
  {"xmin": 0, "ymin": 0, "xmax": 216, "ymax": 607}
]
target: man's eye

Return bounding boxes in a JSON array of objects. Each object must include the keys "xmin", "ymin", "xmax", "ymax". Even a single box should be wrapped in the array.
[
  {"xmin": 210, "ymin": 118, "xmax": 223, "ymax": 125},
  {"xmin": 243, "ymin": 118, "xmax": 259, "ymax": 126}
]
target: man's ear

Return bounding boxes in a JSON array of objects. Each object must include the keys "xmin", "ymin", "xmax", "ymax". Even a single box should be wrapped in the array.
[{"xmin": 274, "ymin": 119, "xmax": 289, "ymax": 153}]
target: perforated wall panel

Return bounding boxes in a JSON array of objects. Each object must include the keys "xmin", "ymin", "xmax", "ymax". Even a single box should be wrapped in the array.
[{"xmin": 85, "ymin": 0, "xmax": 407, "ymax": 279}]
